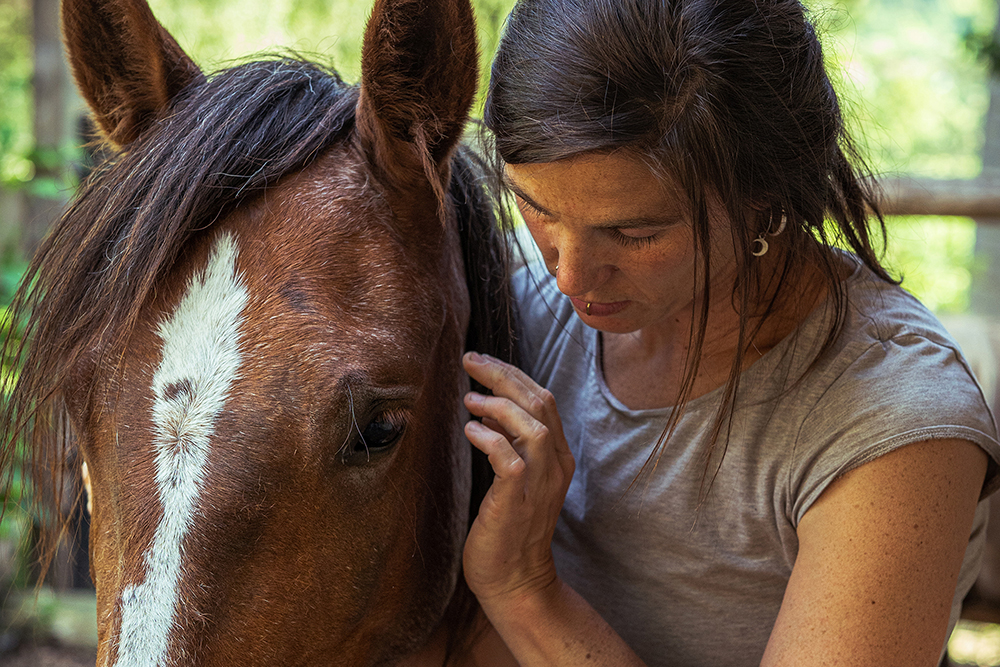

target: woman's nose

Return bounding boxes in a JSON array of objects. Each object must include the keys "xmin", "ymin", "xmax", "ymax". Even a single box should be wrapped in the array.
[{"xmin": 554, "ymin": 242, "xmax": 613, "ymax": 298}]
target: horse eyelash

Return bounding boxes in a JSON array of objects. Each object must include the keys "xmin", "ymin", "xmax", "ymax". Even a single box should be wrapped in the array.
[{"xmin": 343, "ymin": 383, "xmax": 367, "ymax": 459}]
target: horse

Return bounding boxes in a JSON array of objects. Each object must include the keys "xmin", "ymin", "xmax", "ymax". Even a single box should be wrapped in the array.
[{"xmin": 0, "ymin": 0, "xmax": 516, "ymax": 663}]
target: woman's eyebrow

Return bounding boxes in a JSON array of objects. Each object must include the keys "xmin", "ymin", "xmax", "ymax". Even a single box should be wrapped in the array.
[{"xmin": 503, "ymin": 174, "xmax": 680, "ymax": 228}]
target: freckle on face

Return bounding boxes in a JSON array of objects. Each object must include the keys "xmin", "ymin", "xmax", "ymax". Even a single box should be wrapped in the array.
[{"xmin": 504, "ymin": 153, "xmax": 738, "ymax": 334}]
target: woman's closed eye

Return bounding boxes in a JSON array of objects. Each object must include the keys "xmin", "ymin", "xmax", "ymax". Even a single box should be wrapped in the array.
[
  {"xmin": 609, "ymin": 226, "xmax": 662, "ymax": 248},
  {"xmin": 515, "ymin": 196, "xmax": 547, "ymax": 219}
]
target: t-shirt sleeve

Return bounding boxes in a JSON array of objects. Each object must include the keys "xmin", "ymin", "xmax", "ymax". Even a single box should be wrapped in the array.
[{"xmin": 789, "ymin": 332, "xmax": 1000, "ymax": 525}]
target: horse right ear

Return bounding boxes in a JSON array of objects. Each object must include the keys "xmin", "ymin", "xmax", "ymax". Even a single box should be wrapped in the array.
[
  {"xmin": 356, "ymin": 0, "xmax": 478, "ymax": 205},
  {"xmin": 62, "ymin": 0, "xmax": 204, "ymax": 147}
]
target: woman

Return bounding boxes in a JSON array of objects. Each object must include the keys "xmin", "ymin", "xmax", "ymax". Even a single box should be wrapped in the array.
[{"xmin": 459, "ymin": 0, "xmax": 1000, "ymax": 665}]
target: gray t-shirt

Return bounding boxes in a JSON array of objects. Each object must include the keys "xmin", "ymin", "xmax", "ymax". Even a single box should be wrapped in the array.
[{"xmin": 513, "ymin": 256, "xmax": 1000, "ymax": 667}]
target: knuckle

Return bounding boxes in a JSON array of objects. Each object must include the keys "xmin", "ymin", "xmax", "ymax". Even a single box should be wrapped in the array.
[
  {"xmin": 537, "ymin": 389, "xmax": 557, "ymax": 412},
  {"xmin": 497, "ymin": 364, "xmax": 517, "ymax": 384},
  {"xmin": 526, "ymin": 392, "xmax": 549, "ymax": 417},
  {"xmin": 507, "ymin": 456, "xmax": 527, "ymax": 477},
  {"xmin": 530, "ymin": 422, "xmax": 550, "ymax": 441}
]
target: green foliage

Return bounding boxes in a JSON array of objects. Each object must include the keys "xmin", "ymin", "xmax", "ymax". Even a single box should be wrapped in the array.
[
  {"xmin": 0, "ymin": 0, "xmax": 33, "ymax": 187},
  {"xmin": 882, "ymin": 216, "xmax": 979, "ymax": 313},
  {"xmin": 145, "ymin": 0, "xmax": 517, "ymax": 105},
  {"xmin": 963, "ymin": 23, "xmax": 1000, "ymax": 75},
  {"xmin": 809, "ymin": 0, "xmax": 995, "ymax": 310},
  {"xmin": 814, "ymin": 0, "xmax": 994, "ymax": 179}
]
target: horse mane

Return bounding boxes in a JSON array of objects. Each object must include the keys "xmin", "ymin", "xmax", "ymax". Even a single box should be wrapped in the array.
[
  {"xmin": 0, "ymin": 58, "xmax": 358, "ymax": 563},
  {"xmin": 0, "ymin": 56, "xmax": 516, "ymax": 657},
  {"xmin": 443, "ymin": 144, "xmax": 519, "ymax": 660}
]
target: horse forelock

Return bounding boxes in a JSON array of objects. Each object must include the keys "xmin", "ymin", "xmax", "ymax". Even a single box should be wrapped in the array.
[{"xmin": 5, "ymin": 56, "xmax": 356, "ymax": 422}]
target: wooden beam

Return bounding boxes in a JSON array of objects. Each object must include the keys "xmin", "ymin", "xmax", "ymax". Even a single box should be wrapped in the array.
[{"xmin": 877, "ymin": 176, "xmax": 1000, "ymax": 220}]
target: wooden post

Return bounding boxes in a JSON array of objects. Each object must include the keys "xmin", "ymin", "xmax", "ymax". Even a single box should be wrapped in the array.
[
  {"xmin": 970, "ymin": 6, "xmax": 1000, "ymax": 318},
  {"xmin": 878, "ymin": 176, "xmax": 1000, "ymax": 219},
  {"xmin": 22, "ymin": 0, "xmax": 70, "ymax": 260}
]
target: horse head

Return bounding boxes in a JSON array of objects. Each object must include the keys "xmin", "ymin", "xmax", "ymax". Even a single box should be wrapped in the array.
[{"xmin": 0, "ymin": 0, "xmax": 509, "ymax": 663}]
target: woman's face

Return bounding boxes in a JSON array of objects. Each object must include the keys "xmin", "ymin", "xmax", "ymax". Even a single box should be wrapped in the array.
[{"xmin": 506, "ymin": 152, "xmax": 738, "ymax": 335}]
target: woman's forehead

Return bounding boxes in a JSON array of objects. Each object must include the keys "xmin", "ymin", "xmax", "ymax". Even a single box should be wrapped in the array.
[{"xmin": 504, "ymin": 153, "xmax": 689, "ymax": 221}]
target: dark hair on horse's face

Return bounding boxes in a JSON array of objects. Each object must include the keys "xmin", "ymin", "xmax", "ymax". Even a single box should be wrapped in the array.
[{"xmin": 485, "ymin": 0, "xmax": 896, "ymax": 487}]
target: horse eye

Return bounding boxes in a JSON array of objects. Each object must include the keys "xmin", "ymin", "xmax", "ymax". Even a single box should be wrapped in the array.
[
  {"xmin": 341, "ymin": 411, "xmax": 406, "ymax": 465},
  {"xmin": 357, "ymin": 418, "xmax": 403, "ymax": 451}
]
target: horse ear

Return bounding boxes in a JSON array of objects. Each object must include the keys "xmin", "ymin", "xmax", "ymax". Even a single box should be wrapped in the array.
[
  {"xmin": 356, "ymin": 0, "xmax": 478, "ymax": 198},
  {"xmin": 62, "ymin": 0, "xmax": 204, "ymax": 147}
]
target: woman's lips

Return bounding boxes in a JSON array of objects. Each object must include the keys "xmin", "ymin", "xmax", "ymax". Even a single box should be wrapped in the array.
[{"xmin": 569, "ymin": 297, "xmax": 630, "ymax": 317}]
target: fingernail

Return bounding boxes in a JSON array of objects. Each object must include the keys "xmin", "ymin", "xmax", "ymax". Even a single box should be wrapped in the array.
[
  {"xmin": 464, "ymin": 392, "xmax": 482, "ymax": 404},
  {"xmin": 466, "ymin": 351, "xmax": 484, "ymax": 363}
]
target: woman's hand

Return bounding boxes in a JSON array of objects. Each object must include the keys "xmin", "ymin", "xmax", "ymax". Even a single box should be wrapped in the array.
[{"xmin": 461, "ymin": 351, "xmax": 576, "ymax": 608}]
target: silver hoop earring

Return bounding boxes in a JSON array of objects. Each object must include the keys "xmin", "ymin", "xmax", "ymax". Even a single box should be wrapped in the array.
[
  {"xmin": 752, "ymin": 213, "xmax": 787, "ymax": 258},
  {"xmin": 773, "ymin": 213, "xmax": 788, "ymax": 235}
]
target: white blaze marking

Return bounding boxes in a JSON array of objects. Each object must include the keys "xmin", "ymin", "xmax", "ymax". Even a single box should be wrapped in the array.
[{"xmin": 115, "ymin": 233, "xmax": 248, "ymax": 667}]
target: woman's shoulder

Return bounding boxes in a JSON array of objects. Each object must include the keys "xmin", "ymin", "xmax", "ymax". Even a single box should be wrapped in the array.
[
  {"xmin": 783, "ymin": 253, "xmax": 973, "ymax": 383},
  {"xmin": 840, "ymin": 254, "xmax": 958, "ymax": 347},
  {"xmin": 785, "ymin": 253, "xmax": 1000, "ymax": 508}
]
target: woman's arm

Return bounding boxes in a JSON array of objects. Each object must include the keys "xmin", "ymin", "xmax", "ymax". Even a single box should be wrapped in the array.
[
  {"xmin": 461, "ymin": 352, "xmax": 989, "ymax": 666},
  {"xmin": 461, "ymin": 352, "xmax": 646, "ymax": 666},
  {"xmin": 762, "ymin": 438, "xmax": 988, "ymax": 667}
]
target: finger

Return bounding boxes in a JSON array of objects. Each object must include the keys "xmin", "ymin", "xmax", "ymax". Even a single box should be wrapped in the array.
[
  {"xmin": 465, "ymin": 392, "xmax": 548, "ymax": 448},
  {"xmin": 481, "ymin": 416, "xmax": 511, "ymax": 442},
  {"xmin": 463, "ymin": 352, "xmax": 542, "ymax": 406},
  {"xmin": 466, "ymin": 389, "xmax": 571, "ymax": 465},
  {"xmin": 465, "ymin": 420, "xmax": 527, "ymax": 503},
  {"xmin": 464, "ymin": 353, "xmax": 560, "ymax": 425}
]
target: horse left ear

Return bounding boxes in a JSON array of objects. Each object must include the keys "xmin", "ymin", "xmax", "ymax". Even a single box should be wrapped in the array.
[
  {"xmin": 62, "ymin": 0, "xmax": 204, "ymax": 147},
  {"xmin": 356, "ymin": 0, "xmax": 479, "ymax": 204}
]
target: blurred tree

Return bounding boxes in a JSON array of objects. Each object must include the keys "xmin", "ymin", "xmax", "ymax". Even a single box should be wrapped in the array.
[
  {"xmin": 22, "ymin": 0, "xmax": 74, "ymax": 260},
  {"xmin": 0, "ymin": 0, "xmax": 32, "ymax": 261},
  {"xmin": 0, "ymin": 0, "xmax": 32, "ymax": 187},
  {"xmin": 966, "ymin": 2, "xmax": 1000, "ymax": 318}
]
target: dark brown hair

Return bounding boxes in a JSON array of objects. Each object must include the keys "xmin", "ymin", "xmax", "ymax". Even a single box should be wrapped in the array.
[{"xmin": 484, "ymin": 0, "xmax": 896, "ymax": 487}]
